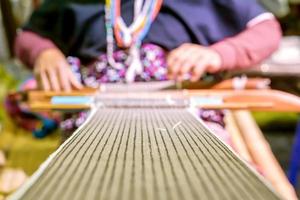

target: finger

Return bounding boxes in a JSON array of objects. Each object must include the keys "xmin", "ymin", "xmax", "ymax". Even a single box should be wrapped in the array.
[
  {"xmin": 177, "ymin": 62, "xmax": 193, "ymax": 81},
  {"xmin": 57, "ymin": 62, "xmax": 74, "ymax": 92},
  {"xmin": 168, "ymin": 59, "xmax": 182, "ymax": 80},
  {"xmin": 47, "ymin": 68, "xmax": 61, "ymax": 91},
  {"xmin": 40, "ymin": 71, "xmax": 50, "ymax": 91},
  {"xmin": 191, "ymin": 59, "xmax": 209, "ymax": 82},
  {"xmin": 34, "ymin": 63, "xmax": 43, "ymax": 90},
  {"xmin": 167, "ymin": 46, "xmax": 188, "ymax": 75},
  {"xmin": 68, "ymin": 70, "xmax": 83, "ymax": 90},
  {"xmin": 167, "ymin": 51, "xmax": 181, "ymax": 78},
  {"xmin": 58, "ymin": 67, "xmax": 71, "ymax": 92},
  {"xmin": 34, "ymin": 72, "xmax": 42, "ymax": 90},
  {"xmin": 178, "ymin": 53, "xmax": 203, "ymax": 78}
]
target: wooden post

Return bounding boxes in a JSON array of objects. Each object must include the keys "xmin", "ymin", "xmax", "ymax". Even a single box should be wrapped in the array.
[
  {"xmin": 0, "ymin": 0, "xmax": 17, "ymax": 57},
  {"xmin": 224, "ymin": 111, "xmax": 253, "ymax": 163},
  {"xmin": 0, "ymin": 151, "xmax": 5, "ymax": 168},
  {"xmin": 233, "ymin": 110, "xmax": 297, "ymax": 200}
]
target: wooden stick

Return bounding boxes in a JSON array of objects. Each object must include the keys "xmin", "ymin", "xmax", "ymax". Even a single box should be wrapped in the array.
[
  {"xmin": 26, "ymin": 89, "xmax": 300, "ymax": 112},
  {"xmin": 233, "ymin": 110, "xmax": 297, "ymax": 200},
  {"xmin": 189, "ymin": 89, "xmax": 300, "ymax": 112},
  {"xmin": 196, "ymin": 102, "xmax": 274, "ymax": 110},
  {"xmin": 224, "ymin": 112, "xmax": 253, "ymax": 163},
  {"xmin": 29, "ymin": 103, "xmax": 90, "ymax": 111},
  {"xmin": 29, "ymin": 101, "xmax": 274, "ymax": 111},
  {"xmin": 0, "ymin": 151, "xmax": 5, "ymax": 168},
  {"xmin": 212, "ymin": 78, "xmax": 270, "ymax": 90}
]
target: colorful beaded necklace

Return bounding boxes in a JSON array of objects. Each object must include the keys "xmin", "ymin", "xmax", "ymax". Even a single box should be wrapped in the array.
[{"xmin": 105, "ymin": 0, "xmax": 163, "ymax": 82}]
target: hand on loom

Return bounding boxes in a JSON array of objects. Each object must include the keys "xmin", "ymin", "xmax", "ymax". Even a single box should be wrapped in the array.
[
  {"xmin": 167, "ymin": 43, "xmax": 222, "ymax": 82},
  {"xmin": 34, "ymin": 48, "xmax": 83, "ymax": 92}
]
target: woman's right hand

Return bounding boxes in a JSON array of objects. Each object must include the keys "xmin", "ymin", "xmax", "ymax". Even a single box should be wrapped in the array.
[{"xmin": 34, "ymin": 48, "xmax": 83, "ymax": 92}]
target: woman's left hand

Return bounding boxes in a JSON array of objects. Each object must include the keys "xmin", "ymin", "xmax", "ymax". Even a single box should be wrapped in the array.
[{"xmin": 167, "ymin": 43, "xmax": 222, "ymax": 82}]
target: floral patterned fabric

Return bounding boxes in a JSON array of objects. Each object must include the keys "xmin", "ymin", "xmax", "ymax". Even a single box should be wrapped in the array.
[{"xmin": 69, "ymin": 44, "xmax": 168, "ymax": 87}]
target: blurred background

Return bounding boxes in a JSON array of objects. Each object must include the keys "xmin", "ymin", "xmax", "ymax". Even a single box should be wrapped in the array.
[{"xmin": 0, "ymin": 0, "xmax": 299, "ymax": 199}]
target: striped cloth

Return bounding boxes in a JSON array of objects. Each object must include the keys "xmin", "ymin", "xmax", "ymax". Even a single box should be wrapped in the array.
[{"xmin": 10, "ymin": 101, "xmax": 280, "ymax": 200}]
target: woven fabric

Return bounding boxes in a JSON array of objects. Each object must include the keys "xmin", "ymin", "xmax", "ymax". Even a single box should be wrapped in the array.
[{"xmin": 11, "ymin": 106, "xmax": 280, "ymax": 200}]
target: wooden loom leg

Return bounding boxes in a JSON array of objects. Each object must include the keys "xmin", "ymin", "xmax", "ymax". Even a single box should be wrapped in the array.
[
  {"xmin": 225, "ymin": 111, "xmax": 253, "ymax": 163},
  {"xmin": 0, "ymin": 151, "xmax": 5, "ymax": 168},
  {"xmin": 232, "ymin": 110, "xmax": 297, "ymax": 200}
]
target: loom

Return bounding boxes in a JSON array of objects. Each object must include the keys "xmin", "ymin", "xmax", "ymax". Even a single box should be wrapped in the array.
[
  {"xmin": 9, "ymin": 81, "xmax": 300, "ymax": 200},
  {"xmin": 24, "ymin": 82, "xmax": 300, "ymax": 112}
]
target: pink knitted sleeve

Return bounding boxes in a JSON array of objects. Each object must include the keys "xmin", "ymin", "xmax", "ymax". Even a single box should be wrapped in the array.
[{"xmin": 210, "ymin": 18, "xmax": 282, "ymax": 70}]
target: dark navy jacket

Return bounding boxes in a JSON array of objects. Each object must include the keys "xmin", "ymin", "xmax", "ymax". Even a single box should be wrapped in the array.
[{"xmin": 24, "ymin": 0, "xmax": 266, "ymax": 62}]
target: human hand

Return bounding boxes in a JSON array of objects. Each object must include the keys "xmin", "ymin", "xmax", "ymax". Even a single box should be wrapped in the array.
[
  {"xmin": 167, "ymin": 43, "xmax": 222, "ymax": 82},
  {"xmin": 34, "ymin": 48, "xmax": 83, "ymax": 92}
]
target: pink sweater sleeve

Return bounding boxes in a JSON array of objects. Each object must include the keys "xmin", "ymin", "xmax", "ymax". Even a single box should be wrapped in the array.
[
  {"xmin": 211, "ymin": 19, "xmax": 282, "ymax": 70},
  {"xmin": 14, "ymin": 31, "xmax": 57, "ymax": 68}
]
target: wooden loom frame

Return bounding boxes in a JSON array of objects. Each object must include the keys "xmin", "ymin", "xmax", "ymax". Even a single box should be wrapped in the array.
[
  {"xmin": 24, "ymin": 88, "xmax": 300, "ymax": 112},
  {"xmin": 15, "ymin": 86, "xmax": 300, "ymax": 199}
]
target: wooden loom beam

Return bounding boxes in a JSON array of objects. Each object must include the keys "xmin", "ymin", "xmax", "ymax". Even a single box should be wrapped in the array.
[{"xmin": 26, "ymin": 89, "xmax": 300, "ymax": 112}]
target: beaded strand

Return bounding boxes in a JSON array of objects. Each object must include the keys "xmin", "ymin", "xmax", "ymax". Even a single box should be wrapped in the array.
[{"xmin": 105, "ymin": 0, "xmax": 162, "ymax": 82}]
